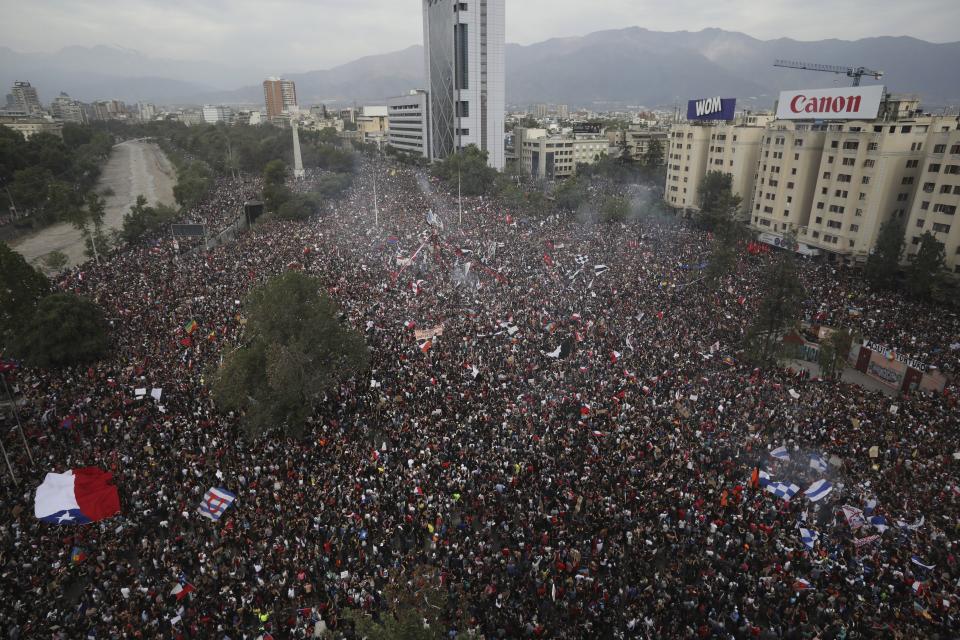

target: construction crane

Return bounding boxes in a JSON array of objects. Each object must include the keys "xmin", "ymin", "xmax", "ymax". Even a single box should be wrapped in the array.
[{"xmin": 773, "ymin": 60, "xmax": 883, "ymax": 87}]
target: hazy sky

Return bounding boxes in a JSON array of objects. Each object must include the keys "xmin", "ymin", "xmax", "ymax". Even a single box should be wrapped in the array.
[{"xmin": 4, "ymin": 0, "xmax": 958, "ymax": 72}]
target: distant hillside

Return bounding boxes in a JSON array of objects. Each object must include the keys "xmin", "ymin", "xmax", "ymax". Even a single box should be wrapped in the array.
[{"xmin": 3, "ymin": 29, "xmax": 959, "ymax": 109}]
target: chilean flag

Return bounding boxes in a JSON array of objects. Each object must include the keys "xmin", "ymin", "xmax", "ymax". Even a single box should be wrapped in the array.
[{"xmin": 34, "ymin": 468, "xmax": 120, "ymax": 525}]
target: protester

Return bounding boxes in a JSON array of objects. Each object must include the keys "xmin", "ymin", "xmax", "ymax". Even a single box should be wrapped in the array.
[{"xmin": 0, "ymin": 158, "xmax": 957, "ymax": 639}]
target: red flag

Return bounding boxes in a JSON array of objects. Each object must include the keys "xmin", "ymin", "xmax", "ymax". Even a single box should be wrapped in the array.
[
  {"xmin": 180, "ymin": 338, "xmax": 192, "ymax": 347},
  {"xmin": 656, "ymin": 311, "xmax": 665, "ymax": 321},
  {"xmin": 738, "ymin": 296, "xmax": 746, "ymax": 306},
  {"xmin": 543, "ymin": 253, "xmax": 553, "ymax": 267}
]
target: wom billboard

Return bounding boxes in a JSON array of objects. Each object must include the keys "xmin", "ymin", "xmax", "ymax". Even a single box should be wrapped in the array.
[
  {"xmin": 776, "ymin": 86, "xmax": 884, "ymax": 120},
  {"xmin": 687, "ymin": 97, "xmax": 736, "ymax": 121}
]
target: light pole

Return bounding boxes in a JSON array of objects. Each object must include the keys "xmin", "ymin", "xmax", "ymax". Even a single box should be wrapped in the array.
[{"xmin": 1, "ymin": 375, "xmax": 33, "ymax": 466}]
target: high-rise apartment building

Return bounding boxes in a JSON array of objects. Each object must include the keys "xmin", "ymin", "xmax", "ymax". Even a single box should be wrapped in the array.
[
  {"xmin": 50, "ymin": 92, "xmax": 86, "ymax": 123},
  {"xmin": 263, "ymin": 77, "xmax": 298, "ymax": 119},
  {"xmin": 422, "ymin": 0, "xmax": 505, "ymax": 170},
  {"xmin": 10, "ymin": 81, "xmax": 42, "ymax": 115},
  {"xmin": 903, "ymin": 128, "xmax": 960, "ymax": 274},
  {"xmin": 202, "ymin": 105, "xmax": 234, "ymax": 124}
]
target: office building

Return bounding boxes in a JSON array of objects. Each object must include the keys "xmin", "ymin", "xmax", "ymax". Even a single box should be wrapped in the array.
[
  {"xmin": 50, "ymin": 92, "xmax": 86, "ymax": 123},
  {"xmin": 137, "ymin": 102, "xmax": 157, "ymax": 122},
  {"xmin": 532, "ymin": 104, "xmax": 548, "ymax": 119},
  {"xmin": 388, "ymin": 90, "xmax": 431, "ymax": 158},
  {"xmin": 516, "ymin": 127, "xmax": 608, "ymax": 179},
  {"xmin": 202, "ymin": 105, "xmax": 234, "ymax": 124},
  {"xmin": 609, "ymin": 126, "xmax": 670, "ymax": 164},
  {"xmin": 10, "ymin": 81, "xmax": 42, "ymax": 115},
  {"xmin": 422, "ymin": 0, "xmax": 505, "ymax": 169},
  {"xmin": 556, "ymin": 104, "xmax": 569, "ymax": 120},
  {"xmin": 263, "ymin": 77, "xmax": 298, "ymax": 119},
  {"xmin": 902, "ymin": 128, "xmax": 960, "ymax": 274}
]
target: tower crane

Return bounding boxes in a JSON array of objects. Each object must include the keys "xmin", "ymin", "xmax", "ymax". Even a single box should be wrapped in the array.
[{"xmin": 773, "ymin": 60, "xmax": 883, "ymax": 87}]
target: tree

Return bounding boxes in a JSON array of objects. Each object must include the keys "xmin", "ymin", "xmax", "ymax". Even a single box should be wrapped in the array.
[
  {"xmin": 866, "ymin": 218, "xmax": 905, "ymax": 290},
  {"xmin": 745, "ymin": 246, "xmax": 805, "ymax": 365},
  {"xmin": 263, "ymin": 159, "xmax": 288, "ymax": 188},
  {"xmin": 431, "ymin": 145, "xmax": 497, "ymax": 197},
  {"xmin": 643, "ymin": 138, "xmax": 664, "ymax": 168},
  {"xmin": 907, "ymin": 231, "xmax": 947, "ymax": 300},
  {"xmin": 275, "ymin": 193, "xmax": 321, "ymax": 221},
  {"xmin": 553, "ymin": 177, "xmax": 587, "ymax": 212},
  {"xmin": 12, "ymin": 293, "xmax": 110, "ymax": 367},
  {"xmin": 212, "ymin": 272, "xmax": 371, "ymax": 438},
  {"xmin": 0, "ymin": 243, "xmax": 50, "ymax": 350},
  {"xmin": 697, "ymin": 171, "xmax": 742, "ymax": 230},
  {"xmin": 121, "ymin": 196, "xmax": 178, "ymax": 244},
  {"xmin": 173, "ymin": 161, "xmax": 214, "ymax": 209},
  {"xmin": 818, "ymin": 328, "xmax": 853, "ymax": 381},
  {"xmin": 41, "ymin": 250, "xmax": 69, "ymax": 274},
  {"xmin": 601, "ymin": 196, "xmax": 630, "ymax": 223},
  {"xmin": 616, "ymin": 133, "xmax": 634, "ymax": 165}
]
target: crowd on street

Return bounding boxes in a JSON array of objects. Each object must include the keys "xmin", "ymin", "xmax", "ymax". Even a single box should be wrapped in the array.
[{"xmin": 1, "ymin": 158, "xmax": 958, "ymax": 639}]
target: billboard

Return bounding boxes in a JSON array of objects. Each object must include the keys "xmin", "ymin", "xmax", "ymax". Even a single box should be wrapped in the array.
[
  {"xmin": 171, "ymin": 224, "xmax": 206, "ymax": 238},
  {"xmin": 687, "ymin": 97, "xmax": 736, "ymax": 121},
  {"xmin": 776, "ymin": 85, "xmax": 884, "ymax": 120},
  {"xmin": 572, "ymin": 123, "xmax": 603, "ymax": 135}
]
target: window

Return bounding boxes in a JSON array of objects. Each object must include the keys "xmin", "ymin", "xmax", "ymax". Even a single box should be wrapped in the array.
[
  {"xmin": 795, "ymin": 139, "xmax": 804, "ymax": 147},
  {"xmin": 934, "ymin": 144, "xmax": 947, "ymax": 154},
  {"xmin": 831, "ymin": 141, "xmax": 839, "ymax": 149},
  {"xmin": 835, "ymin": 190, "xmax": 848, "ymax": 198},
  {"xmin": 843, "ymin": 141, "xmax": 859, "ymax": 150},
  {"xmin": 896, "ymin": 193, "xmax": 909, "ymax": 202},
  {"xmin": 946, "ymin": 165, "xmax": 960, "ymax": 175},
  {"xmin": 862, "ymin": 176, "xmax": 871, "ymax": 185},
  {"xmin": 864, "ymin": 160, "xmax": 876, "ymax": 168},
  {"xmin": 933, "ymin": 223, "xmax": 951, "ymax": 233},
  {"xmin": 842, "ymin": 158, "xmax": 856, "ymax": 166},
  {"xmin": 911, "ymin": 236, "xmax": 921, "ymax": 245},
  {"xmin": 923, "ymin": 182, "xmax": 936, "ymax": 193},
  {"xmin": 921, "ymin": 201, "xmax": 930, "ymax": 210},
  {"xmin": 868, "ymin": 143, "xmax": 879, "ymax": 151},
  {"xmin": 951, "ymin": 144, "xmax": 960, "ymax": 155},
  {"xmin": 941, "ymin": 185, "xmax": 953, "ymax": 194},
  {"xmin": 815, "ymin": 216, "xmax": 823, "ymax": 224},
  {"xmin": 821, "ymin": 187, "xmax": 829, "ymax": 195},
  {"xmin": 787, "ymin": 182, "xmax": 795, "ymax": 189},
  {"xmin": 827, "ymin": 220, "xmax": 842, "ymax": 229},
  {"xmin": 850, "ymin": 224, "xmax": 860, "ymax": 233},
  {"xmin": 816, "ymin": 202, "xmax": 825, "ymax": 210},
  {"xmin": 916, "ymin": 219, "xmax": 926, "ymax": 228},
  {"xmin": 812, "ymin": 231, "xmax": 820, "ymax": 238},
  {"xmin": 905, "ymin": 160, "xmax": 918, "ymax": 168},
  {"xmin": 934, "ymin": 204, "xmax": 957, "ymax": 216},
  {"xmin": 837, "ymin": 174, "xmax": 852, "ymax": 183},
  {"xmin": 827, "ymin": 156, "xmax": 835, "ymax": 164},
  {"xmin": 902, "ymin": 177, "xmax": 915, "ymax": 185},
  {"xmin": 829, "ymin": 205, "xmax": 845, "ymax": 214},
  {"xmin": 823, "ymin": 172, "xmax": 832, "ymax": 180},
  {"xmin": 901, "ymin": 126, "xmax": 912, "ymax": 133},
  {"xmin": 929, "ymin": 163, "xmax": 942, "ymax": 173}
]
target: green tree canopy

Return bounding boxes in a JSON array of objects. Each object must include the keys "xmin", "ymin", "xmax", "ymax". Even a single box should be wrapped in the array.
[
  {"xmin": 121, "ymin": 195, "xmax": 179, "ymax": 244},
  {"xmin": 697, "ymin": 171, "xmax": 743, "ymax": 230},
  {"xmin": 431, "ymin": 145, "xmax": 497, "ymax": 197},
  {"xmin": 12, "ymin": 293, "xmax": 110, "ymax": 367},
  {"xmin": 907, "ymin": 231, "xmax": 947, "ymax": 300},
  {"xmin": 275, "ymin": 193, "xmax": 321, "ymax": 221},
  {"xmin": 643, "ymin": 138, "xmax": 664, "ymax": 168},
  {"xmin": 212, "ymin": 272, "xmax": 371, "ymax": 438},
  {"xmin": 553, "ymin": 177, "xmax": 588, "ymax": 212},
  {"xmin": 745, "ymin": 246, "xmax": 805, "ymax": 365},
  {"xmin": 866, "ymin": 218, "xmax": 905, "ymax": 290},
  {"xmin": 0, "ymin": 243, "xmax": 51, "ymax": 350},
  {"xmin": 173, "ymin": 161, "xmax": 214, "ymax": 209},
  {"xmin": 601, "ymin": 195, "xmax": 630, "ymax": 223}
]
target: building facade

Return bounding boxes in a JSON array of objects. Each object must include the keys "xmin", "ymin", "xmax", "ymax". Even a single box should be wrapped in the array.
[
  {"xmin": 263, "ymin": 77, "xmax": 298, "ymax": 119},
  {"xmin": 665, "ymin": 124, "xmax": 713, "ymax": 210},
  {"xmin": 202, "ymin": 105, "xmax": 234, "ymax": 124},
  {"xmin": 904, "ymin": 128, "xmax": 960, "ymax": 274},
  {"xmin": 422, "ymin": 0, "xmax": 505, "ymax": 169},
  {"xmin": 516, "ymin": 128, "xmax": 608, "ymax": 179},
  {"xmin": 50, "ymin": 93, "xmax": 86, "ymax": 123},
  {"xmin": 388, "ymin": 91, "xmax": 431, "ymax": 158},
  {"xmin": 0, "ymin": 115, "xmax": 62, "ymax": 140},
  {"xmin": 10, "ymin": 81, "xmax": 42, "ymax": 115}
]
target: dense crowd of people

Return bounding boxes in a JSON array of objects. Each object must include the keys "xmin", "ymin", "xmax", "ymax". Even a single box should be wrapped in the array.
[{"xmin": 1, "ymin": 157, "xmax": 958, "ymax": 639}]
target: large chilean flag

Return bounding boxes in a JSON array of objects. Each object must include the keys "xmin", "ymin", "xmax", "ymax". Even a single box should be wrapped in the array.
[{"xmin": 34, "ymin": 468, "xmax": 120, "ymax": 524}]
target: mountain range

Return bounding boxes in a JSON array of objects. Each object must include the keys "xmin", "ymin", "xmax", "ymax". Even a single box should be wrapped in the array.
[{"xmin": 3, "ymin": 28, "xmax": 959, "ymax": 110}]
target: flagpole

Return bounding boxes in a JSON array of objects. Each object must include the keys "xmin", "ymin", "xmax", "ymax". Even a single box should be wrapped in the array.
[
  {"xmin": 2, "ymin": 376, "xmax": 33, "ymax": 466},
  {"xmin": 0, "ymin": 437, "xmax": 16, "ymax": 486}
]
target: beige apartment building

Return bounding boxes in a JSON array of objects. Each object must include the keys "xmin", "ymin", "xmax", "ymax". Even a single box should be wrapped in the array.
[
  {"xmin": 798, "ymin": 117, "xmax": 944, "ymax": 262},
  {"xmin": 608, "ymin": 126, "xmax": 669, "ymax": 163},
  {"xmin": 666, "ymin": 115, "xmax": 773, "ymax": 213},
  {"xmin": 751, "ymin": 123, "xmax": 828, "ymax": 237},
  {"xmin": 904, "ymin": 128, "xmax": 960, "ymax": 274}
]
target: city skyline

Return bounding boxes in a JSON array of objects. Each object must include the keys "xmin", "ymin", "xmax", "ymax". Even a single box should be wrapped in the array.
[{"xmin": 3, "ymin": 0, "xmax": 958, "ymax": 74}]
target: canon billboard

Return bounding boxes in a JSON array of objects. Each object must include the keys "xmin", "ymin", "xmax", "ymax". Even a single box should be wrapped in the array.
[
  {"xmin": 687, "ymin": 96, "xmax": 737, "ymax": 121},
  {"xmin": 776, "ymin": 85, "xmax": 884, "ymax": 120}
]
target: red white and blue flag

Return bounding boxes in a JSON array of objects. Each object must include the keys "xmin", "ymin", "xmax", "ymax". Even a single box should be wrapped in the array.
[
  {"xmin": 170, "ymin": 573, "xmax": 196, "ymax": 600},
  {"xmin": 34, "ymin": 468, "xmax": 120, "ymax": 525},
  {"xmin": 198, "ymin": 487, "xmax": 236, "ymax": 521}
]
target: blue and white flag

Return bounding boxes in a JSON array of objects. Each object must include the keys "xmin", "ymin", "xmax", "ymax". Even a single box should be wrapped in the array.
[
  {"xmin": 864, "ymin": 498, "xmax": 877, "ymax": 516},
  {"xmin": 770, "ymin": 446, "xmax": 790, "ymax": 462},
  {"xmin": 758, "ymin": 469, "xmax": 772, "ymax": 488},
  {"xmin": 766, "ymin": 482, "xmax": 800, "ymax": 501},
  {"xmin": 198, "ymin": 487, "xmax": 236, "ymax": 521},
  {"xmin": 804, "ymin": 480, "xmax": 833, "ymax": 503},
  {"xmin": 868, "ymin": 516, "xmax": 889, "ymax": 533},
  {"xmin": 911, "ymin": 556, "xmax": 936, "ymax": 571},
  {"xmin": 799, "ymin": 527, "xmax": 819, "ymax": 550},
  {"xmin": 809, "ymin": 453, "xmax": 828, "ymax": 473}
]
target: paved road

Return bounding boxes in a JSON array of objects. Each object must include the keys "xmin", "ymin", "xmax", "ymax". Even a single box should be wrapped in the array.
[{"xmin": 10, "ymin": 139, "xmax": 176, "ymax": 269}]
